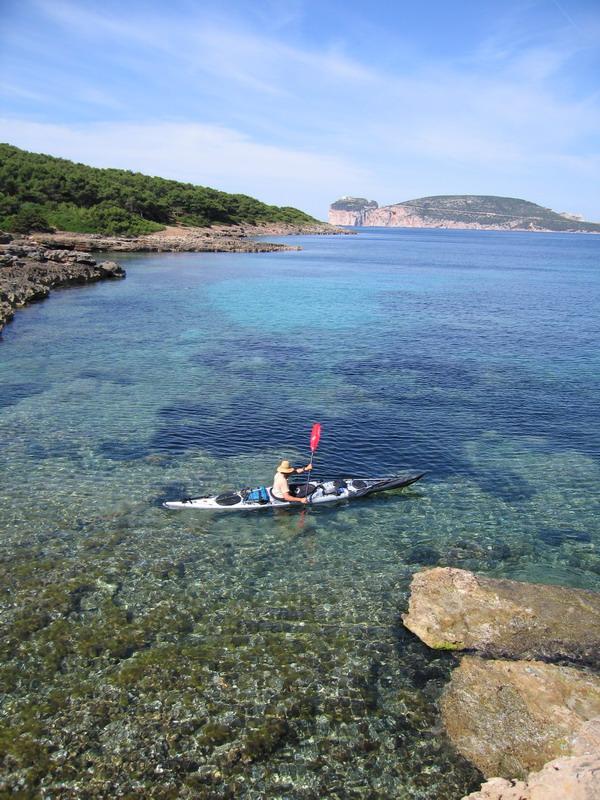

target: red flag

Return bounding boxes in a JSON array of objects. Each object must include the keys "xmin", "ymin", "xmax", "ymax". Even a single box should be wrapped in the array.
[{"xmin": 310, "ymin": 423, "xmax": 321, "ymax": 452}]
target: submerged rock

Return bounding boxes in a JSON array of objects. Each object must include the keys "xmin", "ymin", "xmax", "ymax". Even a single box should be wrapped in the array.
[
  {"xmin": 406, "ymin": 545, "xmax": 441, "ymax": 566},
  {"xmin": 402, "ymin": 567, "xmax": 600, "ymax": 664},
  {"xmin": 538, "ymin": 528, "xmax": 591, "ymax": 547},
  {"xmin": 441, "ymin": 656, "xmax": 600, "ymax": 779}
]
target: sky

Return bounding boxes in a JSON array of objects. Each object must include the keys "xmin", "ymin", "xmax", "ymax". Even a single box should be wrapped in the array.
[{"xmin": 0, "ymin": 0, "xmax": 599, "ymax": 220}]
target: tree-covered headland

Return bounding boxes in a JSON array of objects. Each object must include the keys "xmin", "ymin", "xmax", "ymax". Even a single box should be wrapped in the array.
[{"xmin": 0, "ymin": 143, "xmax": 317, "ymax": 235}]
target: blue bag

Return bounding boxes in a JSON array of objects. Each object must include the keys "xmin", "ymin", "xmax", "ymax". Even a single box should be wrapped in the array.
[{"xmin": 246, "ymin": 486, "xmax": 269, "ymax": 504}]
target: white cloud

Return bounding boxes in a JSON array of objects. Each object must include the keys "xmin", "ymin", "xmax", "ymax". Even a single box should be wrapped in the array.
[
  {"xmin": 0, "ymin": 82, "xmax": 47, "ymax": 103},
  {"xmin": 2, "ymin": 2, "xmax": 599, "ymax": 218},
  {"xmin": 0, "ymin": 117, "xmax": 371, "ymax": 217},
  {"xmin": 31, "ymin": 0, "xmax": 376, "ymax": 95}
]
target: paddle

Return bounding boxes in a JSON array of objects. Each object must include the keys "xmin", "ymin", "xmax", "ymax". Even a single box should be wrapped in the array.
[{"xmin": 304, "ymin": 422, "xmax": 321, "ymax": 498}]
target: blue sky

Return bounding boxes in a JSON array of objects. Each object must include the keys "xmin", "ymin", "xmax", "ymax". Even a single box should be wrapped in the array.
[{"xmin": 1, "ymin": 0, "xmax": 599, "ymax": 220}]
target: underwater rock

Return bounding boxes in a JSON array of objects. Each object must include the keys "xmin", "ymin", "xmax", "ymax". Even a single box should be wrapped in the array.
[
  {"xmin": 461, "ymin": 753, "xmax": 600, "ymax": 800},
  {"xmin": 406, "ymin": 545, "xmax": 441, "ymax": 566},
  {"xmin": 442, "ymin": 656, "xmax": 600, "ymax": 780},
  {"xmin": 402, "ymin": 567, "xmax": 600, "ymax": 664},
  {"xmin": 538, "ymin": 528, "xmax": 592, "ymax": 547}
]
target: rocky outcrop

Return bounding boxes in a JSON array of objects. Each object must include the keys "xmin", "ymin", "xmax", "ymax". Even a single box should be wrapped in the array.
[
  {"xmin": 0, "ymin": 220, "xmax": 352, "ymax": 333},
  {"xmin": 328, "ymin": 197, "xmax": 379, "ymax": 226},
  {"xmin": 441, "ymin": 656, "xmax": 600, "ymax": 778},
  {"xmin": 401, "ymin": 569, "xmax": 600, "ymax": 798},
  {"xmin": 0, "ymin": 233, "xmax": 125, "ymax": 332},
  {"xmin": 402, "ymin": 567, "xmax": 600, "ymax": 665},
  {"xmin": 462, "ymin": 753, "xmax": 600, "ymax": 800},
  {"xmin": 463, "ymin": 718, "xmax": 600, "ymax": 798},
  {"xmin": 30, "ymin": 221, "xmax": 350, "ymax": 254}
]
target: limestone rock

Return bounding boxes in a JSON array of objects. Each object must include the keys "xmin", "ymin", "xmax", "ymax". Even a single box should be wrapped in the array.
[
  {"xmin": 441, "ymin": 657, "xmax": 600, "ymax": 779},
  {"xmin": 402, "ymin": 567, "xmax": 600, "ymax": 664},
  {"xmin": 328, "ymin": 197, "xmax": 379, "ymax": 226},
  {"xmin": 0, "ymin": 239, "xmax": 126, "ymax": 332},
  {"xmin": 462, "ymin": 753, "xmax": 600, "ymax": 799},
  {"xmin": 96, "ymin": 260, "xmax": 125, "ymax": 278},
  {"xmin": 573, "ymin": 718, "xmax": 600, "ymax": 756},
  {"xmin": 28, "ymin": 220, "xmax": 349, "ymax": 255}
]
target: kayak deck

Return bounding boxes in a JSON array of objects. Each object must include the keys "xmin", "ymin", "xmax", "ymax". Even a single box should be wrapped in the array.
[{"xmin": 163, "ymin": 472, "xmax": 425, "ymax": 511}]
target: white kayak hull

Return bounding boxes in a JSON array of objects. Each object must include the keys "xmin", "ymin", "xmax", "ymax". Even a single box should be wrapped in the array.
[{"xmin": 163, "ymin": 473, "xmax": 424, "ymax": 511}]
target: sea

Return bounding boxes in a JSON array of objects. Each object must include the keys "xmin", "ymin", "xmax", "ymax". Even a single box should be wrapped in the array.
[{"xmin": 1, "ymin": 227, "xmax": 599, "ymax": 798}]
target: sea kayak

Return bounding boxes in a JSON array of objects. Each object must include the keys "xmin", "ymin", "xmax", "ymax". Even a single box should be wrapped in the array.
[{"xmin": 163, "ymin": 472, "xmax": 425, "ymax": 511}]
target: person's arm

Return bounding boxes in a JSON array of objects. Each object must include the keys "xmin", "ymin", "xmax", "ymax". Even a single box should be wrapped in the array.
[
  {"xmin": 286, "ymin": 464, "xmax": 313, "ymax": 502},
  {"xmin": 294, "ymin": 463, "xmax": 313, "ymax": 473},
  {"xmin": 282, "ymin": 490, "xmax": 308, "ymax": 504}
]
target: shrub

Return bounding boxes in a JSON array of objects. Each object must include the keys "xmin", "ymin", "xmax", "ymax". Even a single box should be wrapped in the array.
[{"xmin": 2, "ymin": 203, "xmax": 53, "ymax": 233}]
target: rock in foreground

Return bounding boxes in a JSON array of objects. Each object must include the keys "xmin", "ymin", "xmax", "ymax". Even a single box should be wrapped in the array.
[
  {"xmin": 441, "ymin": 656, "xmax": 600, "ymax": 779},
  {"xmin": 462, "ymin": 753, "xmax": 600, "ymax": 800},
  {"xmin": 402, "ymin": 567, "xmax": 600, "ymax": 664}
]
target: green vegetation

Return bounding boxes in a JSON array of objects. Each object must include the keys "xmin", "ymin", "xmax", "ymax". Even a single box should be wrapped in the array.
[
  {"xmin": 0, "ymin": 142, "xmax": 316, "ymax": 235},
  {"xmin": 400, "ymin": 194, "xmax": 600, "ymax": 231},
  {"xmin": 330, "ymin": 196, "xmax": 378, "ymax": 212}
]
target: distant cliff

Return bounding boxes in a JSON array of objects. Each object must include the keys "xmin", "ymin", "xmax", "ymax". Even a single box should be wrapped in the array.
[
  {"xmin": 328, "ymin": 197, "xmax": 379, "ymax": 226},
  {"xmin": 328, "ymin": 195, "xmax": 600, "ymax": 233}
]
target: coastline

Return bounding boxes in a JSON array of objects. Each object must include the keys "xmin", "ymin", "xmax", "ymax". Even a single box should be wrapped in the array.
[
  {"xmin": 0, "ymin": 222, "xmax": 349, "ymax": 334},
  {"xmin": 0, "ymin": 233, "xmax": 125, "ymax": 334},
  {"xmin": 330, "ymin": 218, "xmax": 600, "ymax": 234},
  {"xmin": 29, "ymin": 221, "xmax": 353, "ymax": 254}
]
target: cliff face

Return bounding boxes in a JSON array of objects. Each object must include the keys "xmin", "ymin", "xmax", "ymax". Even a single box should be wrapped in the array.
[
  {"xmin": 328, "ymin": 195, "xmax": 600, "ymax": 233},
  {"xmin": 328, "ymin": 197, "xmax": 378, "ymax": 226}
]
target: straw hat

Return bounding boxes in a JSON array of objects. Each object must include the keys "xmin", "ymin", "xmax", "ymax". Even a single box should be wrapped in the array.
[{"xmin": 277, "ymin": 460, "xmax": 295, "ymax": 473}]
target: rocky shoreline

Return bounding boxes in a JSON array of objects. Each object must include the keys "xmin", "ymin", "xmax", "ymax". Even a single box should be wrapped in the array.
[
  {"xmin": 0, "ymin": 232, "xmax": 125, "ymax": 334},
  {"xmin": 0, "ymin": 222, "xmax": 348, "ymax": 334},
  {"xmin": 29, "ymin": 221, "xmax": 351, "ymax": 254},
  {"xmin": 402, "ymin": 567, "xmax": 600, "ymax": 799}
]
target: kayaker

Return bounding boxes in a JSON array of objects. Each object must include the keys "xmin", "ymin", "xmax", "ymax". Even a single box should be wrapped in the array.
[{"xmin": 272, "ymin": 459, "xmax": 313, "ymax": 503}]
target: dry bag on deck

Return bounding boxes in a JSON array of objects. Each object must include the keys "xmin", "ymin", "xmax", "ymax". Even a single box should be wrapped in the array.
[{"xmin": 246, "ymin": 486, "xmax": 270, "ymax": 504}]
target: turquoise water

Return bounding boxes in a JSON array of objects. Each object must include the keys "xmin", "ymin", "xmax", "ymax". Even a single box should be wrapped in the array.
[{"xmin": 1, "ymin": 228, "xmax": 599, "ymax": 797}]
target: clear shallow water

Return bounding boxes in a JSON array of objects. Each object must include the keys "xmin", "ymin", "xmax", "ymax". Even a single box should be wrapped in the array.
[{"xmin": 1, "ymin": 228, "xmax": 599, "ymax": 797}]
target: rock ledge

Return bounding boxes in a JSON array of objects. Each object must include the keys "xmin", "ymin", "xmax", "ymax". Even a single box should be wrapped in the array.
[
  {"xmin": 402, "ymin": 567, "xmax": 600, "ymax": 664},
  {"xmin": 0, "ymin": 232, "xmax": 125, "ymax": 333}
]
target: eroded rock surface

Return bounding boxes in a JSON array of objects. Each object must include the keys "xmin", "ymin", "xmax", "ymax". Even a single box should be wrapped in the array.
[
  {"xmin": 29, "ymin": 221, "xmax": 349, "ymax": 254},
  {"xmin": 402, "ymin": 567, "xmax": 600, "ymax": 664},
  {"xmin": 462, "ymin": 753, "xmax": 600, "ymax": 800},
  {"xmin": 441, "ymin": 657, "xmax": 600, "ymax": 779},
  {"xmin": 0, "ymin": 233, "xmax": 125, "ymax": 332}
]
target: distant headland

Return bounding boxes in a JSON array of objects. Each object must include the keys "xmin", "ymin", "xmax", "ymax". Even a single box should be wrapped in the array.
[{"xmin": 329, "ymin": 195, "xmax": 600, "ymax": 233}]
